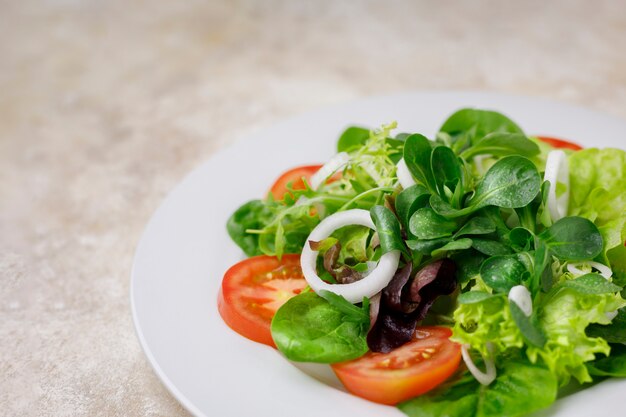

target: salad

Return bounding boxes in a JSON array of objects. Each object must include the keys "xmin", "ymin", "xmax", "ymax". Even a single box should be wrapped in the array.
[{"xmin": 218, "ymin": 108, "xmax": 626, "ymax": 417}]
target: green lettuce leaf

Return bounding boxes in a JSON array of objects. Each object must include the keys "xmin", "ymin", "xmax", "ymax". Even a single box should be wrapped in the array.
[
  {"xmin": 587, "ymin": 344, "xmax": 626, "ymax": 377},
  {"xmin": 568, "ymin": 148, "xmax": 626, "ymax": 283},
  {"xmin": 452, "ymin": 292, "xmax": 524, "ymax": 358},
  {"xmin": 526, "ymin": 287, "xmax": 626, "ymax": 384},
  {"xmin": 454, "ymin": 276, "xmax": 626, "ymax": 386},
  {"xmin": 586, "ymin": 307, "xmax": 626, "ymax": 343},
  {"xmin": 331, "ymin": 225, "xmax": 371, "ymax": 264}
]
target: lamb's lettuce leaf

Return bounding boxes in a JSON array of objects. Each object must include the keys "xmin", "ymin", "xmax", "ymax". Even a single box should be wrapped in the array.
[
  {"xmin": 438, "ymin": 108, "xmax": 524, "ymax": 151},
  {"xmin": 371, "ymin": 205, "xmax": 409, "ymax": 256}
]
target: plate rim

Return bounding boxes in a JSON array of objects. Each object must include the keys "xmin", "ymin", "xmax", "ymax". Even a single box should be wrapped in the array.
[{"xmin": 130, "ymin": 90, "xmax": 626, "ymax": 417}]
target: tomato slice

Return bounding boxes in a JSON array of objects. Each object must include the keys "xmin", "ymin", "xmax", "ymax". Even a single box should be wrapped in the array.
[
  {"xmin": 331, "ymin": 327, "xmax": 461, "ymax": 405},
  {"xmin": 217, "ymin": 255, "xmax": 307, "ymax": 347},
  {"xmin": 537, "ymin": 136, "xmax": 583, "ymax": 151},
  {"xmin": 268, "ymin": 165, "xmax": 323, "ymax": 200}
]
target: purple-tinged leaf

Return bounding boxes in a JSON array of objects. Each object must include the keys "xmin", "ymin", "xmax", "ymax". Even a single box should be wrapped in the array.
[
  {"xmin": 367, "ymin": 259, "xmax": 457, "ymax": 353},
  {"xmin": 383, "ymin": 264, "xmax": 413, "ymax": 312}
]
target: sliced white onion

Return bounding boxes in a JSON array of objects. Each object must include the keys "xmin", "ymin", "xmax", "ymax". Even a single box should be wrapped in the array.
[
  {"xmin": 300, "ymin": 209, "xmax": 401, "ymax": 304},
  {"xmin": 461, "ymin": 344, "xmax": 496, "ymax": 386},
  {"xmin": 543, "ymin": 150, "xmax": 569, "ymax": 221},
  {"xmin": 396, "ymin": 158, "xmax": 416, "ymax": 189},
  {"xmin": 567, "ymin": 261, "xmax": 613, "ymax": 279},
  {"xmin": 508, "ymin": 285, "xmax": 532, "ymax": 317},
  {"xmin": 309, "ymin": 152, "xmax": 350, "ymax": 190}
]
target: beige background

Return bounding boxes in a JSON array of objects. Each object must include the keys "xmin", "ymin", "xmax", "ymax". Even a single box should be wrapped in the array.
[{"xmin": 1, "ymin": 0, "xmax": 625, "ymax": 416}]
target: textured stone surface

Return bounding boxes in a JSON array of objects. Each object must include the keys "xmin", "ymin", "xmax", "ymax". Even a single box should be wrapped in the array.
[{"xmin": 1, "ymin": 0, "xmax": 625, "ymax": 415}]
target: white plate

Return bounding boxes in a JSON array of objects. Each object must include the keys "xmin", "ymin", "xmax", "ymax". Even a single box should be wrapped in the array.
[{"xmin": 131, "ymin": 91, "xmax": 626, "ymax": 417}]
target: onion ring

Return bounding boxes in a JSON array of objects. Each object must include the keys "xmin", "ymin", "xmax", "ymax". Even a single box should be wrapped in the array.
[
  {"xmin": 396, "ymin": 158, "xmax": 416, "ymax": 189},
  {"xmin": 309, "ymin": 152, "xmax": 350, "ymax": 190},
  {"xmin": 543, "ymin": 150, "xmax": 569, "ymax": 221},
  {"xmin": 300, "ymin": 209, "xmax": 400, "ymax": 304}
]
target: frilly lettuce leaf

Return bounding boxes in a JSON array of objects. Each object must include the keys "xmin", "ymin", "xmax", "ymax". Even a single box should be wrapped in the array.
[
  {"xmin": 526, "ymin": 287, "xmax": 626, "ymax": 384},
  {"xmin": 454, "ymin": 274, "xmax": 626, "ymax": 386},
  {"xmin": 568, "ymin": 148, "xmax": 626, "ymax": 283},
  {"xmin": 452, "ymin": 293, "xmax": 524, "ymax": 357}
]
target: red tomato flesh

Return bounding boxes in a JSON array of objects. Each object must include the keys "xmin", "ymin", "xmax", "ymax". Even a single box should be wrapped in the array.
[
  {"xmin": 268, "ymin": 165, "xmax": 323, "ymax": 200},
  {"xmin": 537, "ymin": 136, "xmax": 583, "ymax": 151},
  {"xmin": 332, "ymin": 327, "xmax": 461, "ymax": 405},
  {"xmin": 217, "ymin": 255, "xmax": 307, "ymax": 347}
]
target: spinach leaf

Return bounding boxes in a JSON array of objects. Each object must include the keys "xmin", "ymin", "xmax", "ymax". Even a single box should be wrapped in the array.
[
  {"xmin": 587, "ymin": 344, "xmax": 626, "ymax": 377},
  {"xmin": 395, "ymin": 184, "xmax": 431, "ymax": 230},
  {"xmin": 587, "ymin": 308, "xmax": 626, "ymax": 343},
  {"xmin": 538, "ymin": 216, "xmax": 604, "ymax": 261},
  {"xmin": 371, "ymin": 205, "xmax": 409, "ymax": 256},
  {"xmin": 318, "ymin": 290, "xmax": 369, "ymax": 323},
  {"xmin": 399, "ymin": 360, "xmax": 557, "ymax": 417},
  {"xmin": 477, "ymin": 361, "xmax": 556, "ymax": 417},
  {"xmin": 431, "ymin": 145, "xmax": 463, "ymax": 198},
  {"xmin": 226, "ymin": 199, "xmax": 273, "ymax": 256},
  {"xmin": 409, "ymin": 208, "xmax": 459, "ymax": 239},
  {"xmin": 404, "ymin": 134, "xmax": 436, "ymax": 192},
  {"xmin": 337, "ymin": 126, "xmax": 370, "ymax": 152},
  {"xmin": 399, "ymin": 374, "xmax": 478, "ymax": 417},
  {"xmin": 258, "ymin": 225, "xmax": 311, "ymax": 257},
  {"xmin": 559, "ymin": 273, "xmax": 622, "ymax": 294},
  {"xmin": 480, "ymin": 255, "xmax": 526, "ymax": 293},
  {"xmin": 270, "ymin": 291, "xmax": 369, "ymax": 363},
  {"xmin": 460, "ymin": 132, "xmax": 540, "ymax": 160}
]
